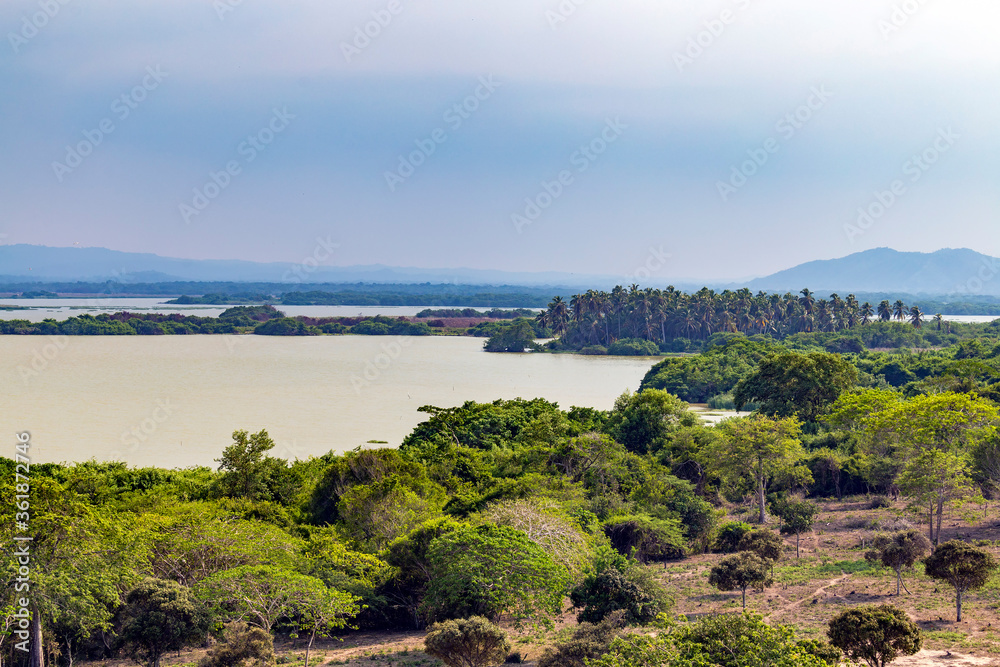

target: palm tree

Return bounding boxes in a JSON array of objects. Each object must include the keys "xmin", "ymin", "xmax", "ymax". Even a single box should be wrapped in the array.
[
  {"xmin": 934, "ymin": 313, "xmax": 943, "ymax": 331},
  {"xmin": 909, "ymin": 306, "xmax": 924, "ymax": 328},
  {"xmin": 878, "ymin": 300, "xmax": 892, "ymax": 322},
  {"xmin": 861, "ymin": 302, "xmax": 874, "ymax": 325},
  {"xmin": 892, "ymin": 300, "xmax": 906, "ymax": 321},
  {"xmin": 799, "ymin": 288, "xmax": 815, "ymax": 314},
  {"xmin": 545, "ymin": 296, "xmax": 569, "ymax": 335}
]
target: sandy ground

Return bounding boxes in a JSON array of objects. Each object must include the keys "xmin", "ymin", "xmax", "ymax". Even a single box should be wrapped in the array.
[{"xmin": 892, "ymin": 649, "xmax": 998, "ymax": 665}]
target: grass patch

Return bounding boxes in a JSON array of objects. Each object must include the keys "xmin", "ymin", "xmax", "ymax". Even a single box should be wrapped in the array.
[{"xmin": 775, "ymin": 558, "xmax": 881, "ymax": 585}]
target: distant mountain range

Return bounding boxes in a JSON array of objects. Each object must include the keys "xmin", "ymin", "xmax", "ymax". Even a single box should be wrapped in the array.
[
  {"xmin": 0, "ymin": 244, "xmax": 615, "ymax": 288},
  {"xmin": 741, "ymin": 248, "xmax": 1000, "ymax": 297},
  {"xmin": 0, "ymin": 244, "xmax": 998, "ymax": 297}
]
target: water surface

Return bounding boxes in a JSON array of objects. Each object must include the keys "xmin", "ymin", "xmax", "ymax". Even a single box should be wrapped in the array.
[{"xmin": 1, "ymin": 336, "xmax": 654, "ymax": 467}]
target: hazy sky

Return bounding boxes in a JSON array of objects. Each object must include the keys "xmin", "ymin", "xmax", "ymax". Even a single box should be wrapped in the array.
[{"xmin": 1, "ymin": 0, "xmax": 998, "ymax": 281}]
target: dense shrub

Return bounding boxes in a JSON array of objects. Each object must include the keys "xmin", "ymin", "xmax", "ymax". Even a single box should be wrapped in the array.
[
  {"xmin": 423, "ymin": 616, "xmax": 510, "ymax": 667},
  {"xmin": 199, "ymin": 623, "xmax": 275, "ymax": 667},
  {"xmin": 604, "ymin": 515, "xmax": 686, "ymax": 562},
  {"xmin": 253, "ymin": 318, "xmax": 316, "ymax": 336},
  {"xmin": 537, "ymin": 610, "xmax": 625, "ymax": 667},
  {"xmin": 714, "ymin": 521, "xmax": 753, "ymax": 553},
  {"xmin": 607, "ymin": 338, "xmax": 660, "ymax": 356},
  {"xmin": 350, "ymin": 320, "xmax": 391, "ymax": 335},
  {"xmin": 828, "ymin": 605, "xmax": 920, "ymax": 667}
]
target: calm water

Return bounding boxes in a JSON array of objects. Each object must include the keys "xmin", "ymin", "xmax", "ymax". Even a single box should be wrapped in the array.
[
  {"xmin": 0, "ymin": 336, "xmax": 655, "ymax": 467},
  {"xmin": 0, "ymin": 299, "xmax": 533, "ymax": 323},
  {"xmin": 0, "ymin": 299, "xmax": 993, "ymax": 323}
]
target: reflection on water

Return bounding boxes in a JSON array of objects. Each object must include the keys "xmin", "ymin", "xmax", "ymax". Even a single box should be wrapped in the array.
[{"xmin": 0, "ymin": 335, "xmax": 654, "ymax": 467}]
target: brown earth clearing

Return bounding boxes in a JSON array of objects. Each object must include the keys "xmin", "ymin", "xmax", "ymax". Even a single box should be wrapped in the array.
[{"xmin": 90, "ymin": 497, "xmax": 1000, "ymax": 667}]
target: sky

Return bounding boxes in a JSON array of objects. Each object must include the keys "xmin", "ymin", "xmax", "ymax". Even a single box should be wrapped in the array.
[{"xmin": 1, "ymin": 0, "xmax": 998, "ymax": 281}]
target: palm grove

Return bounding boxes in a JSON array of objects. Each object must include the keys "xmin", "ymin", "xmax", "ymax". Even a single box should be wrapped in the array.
[
  {"xmin": 4, "ymin": 298, "xmax": 1000, "ymax": 666},
  {"xmin": 537, "ymin": 286, "xmax": 952, "ymax": 352}
]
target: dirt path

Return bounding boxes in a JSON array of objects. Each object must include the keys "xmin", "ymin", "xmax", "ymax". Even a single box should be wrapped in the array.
[
  {"xmin": 774, "ymin": 574, "xmax": 849, "ymax": 615},
  {"xmin": 891, "ymin": 649, "xmax": 998, "ymax": 665}
]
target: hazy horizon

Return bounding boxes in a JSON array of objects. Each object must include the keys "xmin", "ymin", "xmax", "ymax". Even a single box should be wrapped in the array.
[{"xmin": 3, "ymin": 1, "xmax": 998, "ymax": 280}]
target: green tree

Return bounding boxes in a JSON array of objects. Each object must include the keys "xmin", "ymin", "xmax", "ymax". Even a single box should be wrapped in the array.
[
  {"xmin": 923, "ymin": 540, "xmax": 998, "ymax": 622},
  {"xmin": 714, "ymin": 521, "xmax": 753, "ymax": 553},
  {"xmin": 216, "ymin": 429, "xmax": 292, "ymax": 502},
  {"xmin": 2, "ymin": 478, "xmax": 152, "ymax": 667},
  {"xmin": 196, "ymin": 565, "xmax": 358, "ymax": 633},
  {"xmin": 772, "ymin": 498, "xmax": 818, "ymax": 558},
  {"xmin": 421, "ymin": 523, "xmax": 569, "ymax": 625},
  {"xmin": 483, "ymin": 320, "xmax": 539, "ymax": 352},
  {"xmin": 737, "ymin": 529, "xmax": 784, "ymax": 574},
  {"xmin": 336, "ymin": 475, "xmax": 443, "ymax": 551},
  {"xmin": 827, "ymin": 605, "xmax": 921, "ymax": 667},
  {"xmin": 708, "ymin": 552, "xmax": 773, "ymax": 610},
  {"xmin": 480, "ymin": 499, "xmax": 589, "ymax": 573},
  {"xmin": 732, "ymin": 351, "xmax": 858, "ymax": 423},
  {"xmin": 884, "ymin": 393, "xmax": 997, "ymax": 543},
  {"xmin": 569, "ymin": 548, "xmax": 670, "ymax": 625},
  {"xmin": 710, "ymin": 415, "xmax": 811, "ymax": 524},
  {"xmin": 607, "ymin": 389, "xmax": 697, "ymax": 454},
  {"xmin": 864, "ymin": 530, "xmax": 931, "ymax": 596},
  {"xmin": 423, "ymin": 616, "xmax": 510, "ymax": 667},
  {"xmin": 118, "ymin": 578, "xmax": 211, "ymax": 667}
]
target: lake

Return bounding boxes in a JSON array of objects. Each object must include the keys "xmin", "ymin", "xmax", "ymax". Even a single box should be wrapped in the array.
[
  {"xmin": 1, "ymin": 335, "xmax": 656, "ymax": 467},
  {"xmin": 1, "ymin": 299, "xmax": 995, "ymax": 323},
  {"xmin": 0, "ymin": 298, "xmax": 528, "ymax": 323}
]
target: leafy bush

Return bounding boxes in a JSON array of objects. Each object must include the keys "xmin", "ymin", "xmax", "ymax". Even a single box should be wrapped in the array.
[
  {"xmin": 199, "ymin": 623, "xmax": 275, "ymax": 667},
  {"xmin": 578, "ymin": 345, "xmax": 608, "ymax": 355},
  {"xmin": 350, "ymin": 320, "xmax": 391, "ymax": 335},
  {"xmin": 483, "ymin": 321, "xmax": 539, "ymax": 353},
  {"xmin": 607, "ymin": 338, "xmax": 660, "ymax": 356},
  {"xmin": 604, "ymin": 515, "xmax": 686, "ymax": 562},
  {"xmin": 569, "ymin": 548, "xmax": 670, "ymax": 625},
  {"xmin": 253, "ymin": 318, "xmax": 316, "ymax": 336},
  {"xmin": 714, "ymin": 521, "xmax": 753, "ymax": 553},
  {"xmin": 737, "ymin": 529, "xmax": 784, "ymax": 566},
  {"xmin": 117, "ymin": 578, "xmax": 211, "ymax": 667},
  {"xmin": 828, "ymin": 605, "xmax": 920, "ymax": 667},
  {"xmin": 423, "ymin": 616, "xmax": 510, "ymax": 667},
  {"xmin": 587, "ymin": 613, "xmax": 834, "ymax": 667},
  {"xmin": 537, "ymin": 610, "xmax": 625, "ymax": 667},
  {"xmin": 421, "ymin": 523, "xmax": 569, "ymax": 624}
]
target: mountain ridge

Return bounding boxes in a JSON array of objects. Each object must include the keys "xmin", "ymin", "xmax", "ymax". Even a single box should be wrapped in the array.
[{"xmin": 0, "ymin": 244, "xmax": 998, "ymax": 296}]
